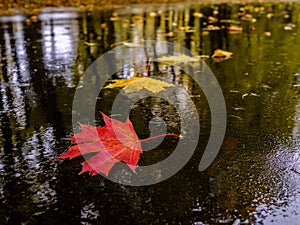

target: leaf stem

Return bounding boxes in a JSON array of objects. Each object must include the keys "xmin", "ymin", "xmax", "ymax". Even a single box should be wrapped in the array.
[{"xmin": 140, "ymin": 133, "xmax": 179, "ymax": 142}]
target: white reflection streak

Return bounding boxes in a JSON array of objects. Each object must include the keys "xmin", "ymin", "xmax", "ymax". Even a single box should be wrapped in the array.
[
  {"xmin": 22, "ymin": 127, "xmax": 55, "ymax": 169},
  {"xmin": 3, "ymin": 28, "xmax": 13, "ymax": 78},
  {"xmin": 293, "ymin": 101, "xmax": 300, "ymax": 139},
  {"xmin": 22, "ymin": 127, "xmax": 58, "ymax": 207},
  {"xmin": 12, "ymin": 22, "xmax": 27, "ymax": 129},
  {"xmin": 2, "ymin": 21, "xmax": 27, "ymax": 129},
  {"xmin": 13, "ymin": 21, "xmax": 30, "ymax": 83},
  {"xmin": 262, "ymin": 100, "xmax": 300, "ymax": 223},
  {"xmin": 291, "ymin": 100, "xmax": 300, "ymax": 170},
  {"xmin": 114, "ymin": 45, "xmax": 147, "ymax": 78},
  {"xmin": 40, "ymin": 12, "xmax": 79, "ymax": 87}
]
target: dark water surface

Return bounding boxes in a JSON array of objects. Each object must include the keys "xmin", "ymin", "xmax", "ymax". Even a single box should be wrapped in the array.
[{"xmin": 1, "ymin": 2, "xmax": 300, "ymax": 225}]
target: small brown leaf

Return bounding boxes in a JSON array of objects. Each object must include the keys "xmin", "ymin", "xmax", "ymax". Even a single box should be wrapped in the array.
[
  {"xmin": 228, "ymin": 26, "xmax": 243, "ymax": 33},
  {"xmin": 212, "ymin": 49, "xmax": 233, "ymax": 62}
]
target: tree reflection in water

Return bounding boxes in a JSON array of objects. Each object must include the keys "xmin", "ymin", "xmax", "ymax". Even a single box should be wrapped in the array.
[{"xmin": 0, "ymin": 2, "xmax": 300, "ymax": 224}]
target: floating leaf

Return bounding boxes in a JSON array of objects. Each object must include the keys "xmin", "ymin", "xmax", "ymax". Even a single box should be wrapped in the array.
[
  {"xmin": 205, "ymin": 25, "xmax": 221, "ymax": 31},
  {"xmin": 105, "ymin": 77, "xmax": 174, "ymax": 94},
  {"xmin": 228, "ymin": 26, "xmax": 243, "ymax": 33},
  {"xmin": 157, "ymin": 55, "xmax": 208, "ymax": 65},
  {"xmin": 212, "ymin": 49, "xmax": 233, "ymax": 62},
  {"xmin": 284, "ymin": 23, "xmax": 296, "ymax": 31},
  {"xmin": 178, "ymin": 26, "xmax": 194, "ymax": 32},
  {"xmin": 193, "ymin": 12, "xmax": 204, "ymax": 18},
  {"xmin": 58, "ymin": 112, "xmax": 179, "ymax": 176},
  {"xmin": 208, "ymin": 16, "xmax": 218, "ymax": 23},
  {"xmin": 123, "ymin": 42, "xmax": 142, "ymax": 47},
  {"xmin": 149, "ymin": 12, "xmax": 157, "ymax": 17},
  {"xmin": 84, "ymin": 41, "xmax": 98, "ymax": 46},
  {"xmin": 110, "ymin": 13, "xmax": 120, "ymax": 21}
]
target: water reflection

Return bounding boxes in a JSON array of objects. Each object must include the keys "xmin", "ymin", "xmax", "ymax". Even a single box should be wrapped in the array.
[
  {"xmin": 40, "ymin": 9, "xmax": 79, "ymax": 87},
  {"xmin": 0, "ymin": 2, "xmax": 300, "ymax": 224}
]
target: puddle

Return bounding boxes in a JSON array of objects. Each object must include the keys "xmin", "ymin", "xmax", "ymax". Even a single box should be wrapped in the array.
[{"xmin": 0, "ymin": 2, "xmax": 300, "ymax": 224}]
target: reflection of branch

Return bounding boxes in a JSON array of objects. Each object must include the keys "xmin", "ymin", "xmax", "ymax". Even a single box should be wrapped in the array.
[{"xmin": 146, "ymin": 57, "xmax": 151, "ymax": 77}]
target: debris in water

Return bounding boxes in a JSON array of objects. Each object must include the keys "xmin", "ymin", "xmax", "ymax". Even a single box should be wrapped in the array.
[
  {"xmin": 291, "ymin": 168, "xmax": 300, "ymax": 175},
  {"xmin": 229, "ymin": 115, "xmax": 243, "ymax": 120}
]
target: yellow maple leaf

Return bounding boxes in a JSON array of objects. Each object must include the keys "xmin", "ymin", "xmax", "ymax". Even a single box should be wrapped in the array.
[
  {"xmin": 157, "ymin": 55, "xmax": 209, "ymax": 65},
  {"xmin": 105, "ymin": 77, "xmax": 174, "ymax": 94}
]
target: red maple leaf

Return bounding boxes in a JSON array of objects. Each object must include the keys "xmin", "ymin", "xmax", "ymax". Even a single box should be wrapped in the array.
[{"xmin": 58, "ymin": 112, "xmax": 179, "ymax": 176}]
